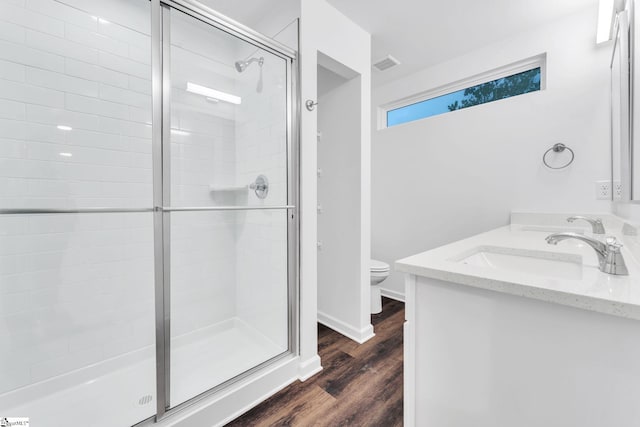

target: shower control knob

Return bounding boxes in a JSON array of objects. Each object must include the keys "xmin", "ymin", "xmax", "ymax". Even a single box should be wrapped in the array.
[
  {"xmin": 317, "ymin": 168, "xmax": 323, "ymax": 177},
  {"xmin": 317, "ymin": 241, "xmax": 323, "ymax": 251},
  {"xmin": 306, "ymin": 99, "xmax": 318, "ymax": 111},
  {"xmin": 249, "ymin": 174, "xmax": 269, "ymax": 199},
  {"xmin": 317, "ymin": 204, "xmax": 323, "ymax": 214}
]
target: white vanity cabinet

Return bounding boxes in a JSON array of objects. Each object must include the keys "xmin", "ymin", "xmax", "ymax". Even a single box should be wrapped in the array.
[{"xmin": 398, "ymin": 219, "xmax": 640, "ymax": 427}]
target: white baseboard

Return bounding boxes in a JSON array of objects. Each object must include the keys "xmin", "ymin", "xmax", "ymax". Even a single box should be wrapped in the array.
[
  {"xmin": 381, "ymin": 288, "xmax": 405, "ymax": 302},
  {"xmin": 298, "ymin": 355, "xmax": 322, "ymax": 381},
  {"xmin": 317, "ymin": 311, "xmax": 375, "ymax": 344}
]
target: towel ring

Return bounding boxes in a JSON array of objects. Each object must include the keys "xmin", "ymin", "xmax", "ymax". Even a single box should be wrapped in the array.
[{"xmin": 543, "ymin": 143, "xmax": 574, "ymax": 169}]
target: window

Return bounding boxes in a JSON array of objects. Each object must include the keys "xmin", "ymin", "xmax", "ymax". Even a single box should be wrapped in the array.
[{"xmin": 383, "ymin": 56, "xmax": 545, "ymax": 128}]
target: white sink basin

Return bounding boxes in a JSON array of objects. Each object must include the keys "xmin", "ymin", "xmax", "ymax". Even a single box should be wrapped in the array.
[{"xmin": 456, "ymin": 246, "xmax": 583, "ymax": 280}]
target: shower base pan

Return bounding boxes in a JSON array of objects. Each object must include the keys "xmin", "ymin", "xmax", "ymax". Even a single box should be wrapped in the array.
[{"xmin": 0, "ymin": 318, "xmax": 284, "ymax": 427}]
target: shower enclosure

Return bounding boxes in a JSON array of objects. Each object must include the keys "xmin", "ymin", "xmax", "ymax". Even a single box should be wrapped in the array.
[{"xmin": 0, "ymin": 0, "xmax": 298, "ymax": 425}]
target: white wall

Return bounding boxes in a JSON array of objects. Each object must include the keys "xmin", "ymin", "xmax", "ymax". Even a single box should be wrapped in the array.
[
  {"xmin": 196, "ymin": 0, "xmax": 299, "ymax": 53},
  {"xmin": 373, "ymin": 5, "xmax": 611, "ymax": 299},
  {"xmin": 198, "ymin": 0, "xmax": 299, "ymax": 49},
  {"xmin": 299, "ymin": 0, "xmax": 371, "ymax": 378},
  {"xmin": 317, "ymin": 70, "xmax": 370, "ymax": 341},
  {"xmin": 247, "ymin": 1, "xmax": 300, "ymax": 51}
]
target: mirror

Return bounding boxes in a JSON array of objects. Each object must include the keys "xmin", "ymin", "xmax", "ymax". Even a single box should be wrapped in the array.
[
  {"xmin": 632, "ymin": 2, "xmax": 640, "ymax": 200},
  {"xmin": 611, "ymin": 8, "xmax": 631, "ymax": 201},
  {"xmin": 613, "ymin": 1, "xmax": 640, "ymax": 201}
]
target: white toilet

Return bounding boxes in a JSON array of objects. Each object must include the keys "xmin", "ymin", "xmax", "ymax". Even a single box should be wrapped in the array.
[{"xmin": 370, "ymin": 259, "xmax": 390, "ymax": 314}]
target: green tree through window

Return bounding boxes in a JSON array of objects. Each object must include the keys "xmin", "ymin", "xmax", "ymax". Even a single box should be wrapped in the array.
[
  {"xmin": 386, "ymin": 66, "xmax": 542, "ymax": 127},
  {"xmin": 447, "ymin": 68, "xmax": 540, "ymax": 111}
]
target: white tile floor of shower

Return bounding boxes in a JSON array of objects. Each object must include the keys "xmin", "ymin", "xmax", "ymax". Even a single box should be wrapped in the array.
[{"xmin": 0, "ymin": 318, "xmax": 285, "ymax": 427}]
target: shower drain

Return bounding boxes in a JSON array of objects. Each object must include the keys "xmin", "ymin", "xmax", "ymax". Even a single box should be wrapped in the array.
[{"xmin": 138, "ymin": 395, "xmax": 153, "ymax": 405}]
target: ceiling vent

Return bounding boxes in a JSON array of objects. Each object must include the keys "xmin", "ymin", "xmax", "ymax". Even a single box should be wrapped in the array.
[{"xmin": 373, "ymin": 55, "xmax": 400, "ymax": 71}]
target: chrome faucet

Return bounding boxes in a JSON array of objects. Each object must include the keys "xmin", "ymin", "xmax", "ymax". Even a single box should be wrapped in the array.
[
  {"xmin": 566, "ymin": 216, "xmax": 605, "ymax": 234},
  {"xmin": 545, "ymin": 232, "xmax": 628, "ymax": 275}
]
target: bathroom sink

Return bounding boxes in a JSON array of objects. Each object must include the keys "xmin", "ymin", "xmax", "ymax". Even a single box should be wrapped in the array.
[{"xmin": 456, "ymin": 246, "xmax": 583, "ymax": 280}]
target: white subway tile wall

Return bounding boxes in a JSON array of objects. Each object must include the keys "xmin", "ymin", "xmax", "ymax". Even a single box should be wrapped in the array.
[{"xmin": 0, "ymin": 0, "xmax": 153, "ymax": 210}]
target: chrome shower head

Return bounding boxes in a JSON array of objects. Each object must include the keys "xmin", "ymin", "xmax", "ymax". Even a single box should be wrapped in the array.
[{"xmin": 234, "ymin": 56, "xmax": 264, "ymax": 73}]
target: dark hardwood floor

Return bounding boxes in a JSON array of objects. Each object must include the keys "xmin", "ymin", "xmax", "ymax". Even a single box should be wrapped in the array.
[{"xmin": 226, "ymin": 297, "xmax": 404, "ymax": 427}]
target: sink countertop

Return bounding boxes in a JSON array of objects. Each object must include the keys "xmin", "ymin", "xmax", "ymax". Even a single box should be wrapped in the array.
[{"xmin": 395, "ymin": 222, "xmax": 640, "ymax": 320}]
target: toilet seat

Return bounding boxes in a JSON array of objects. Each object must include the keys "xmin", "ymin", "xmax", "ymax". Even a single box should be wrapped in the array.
[{"xmin": 370, "ymin": 259, "xmax": 390, "ymax": 273}]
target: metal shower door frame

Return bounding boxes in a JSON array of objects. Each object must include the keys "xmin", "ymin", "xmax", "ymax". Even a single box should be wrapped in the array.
[{"xmin": 150, "ymin": 0, "xmax": 299, "ymax": 422}]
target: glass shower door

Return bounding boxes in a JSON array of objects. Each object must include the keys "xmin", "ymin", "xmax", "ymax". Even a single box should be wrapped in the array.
[
  {"xmin": 0, "ymin": 0, "xmax": 296, "ymax": 422},
  {"xmin": 0, "ymin": 1, "xmax": 156, "ymax": 426},
  {"xmin": 160, "ymin": 5, "xmax": 293, "ymax": 408}
]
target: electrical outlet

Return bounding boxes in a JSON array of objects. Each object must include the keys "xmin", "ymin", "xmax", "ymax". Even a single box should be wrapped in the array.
[
  {"xmin": 614, "ymin": 181, "xmax": 623, "ymax": 201},
  {"xmin": 595, "ymin": 180, "xmax": 611, "ymax": 200}
]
